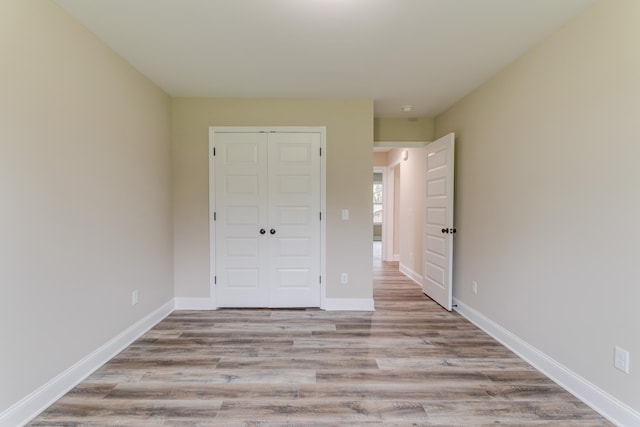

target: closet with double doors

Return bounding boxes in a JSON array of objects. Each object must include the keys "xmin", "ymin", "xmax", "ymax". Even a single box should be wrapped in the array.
[{"xmin": 209, "ymin": 127, "xmax": 325, "ymax": 308}]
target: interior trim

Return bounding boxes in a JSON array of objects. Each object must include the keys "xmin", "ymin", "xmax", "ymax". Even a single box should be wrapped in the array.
[
  {"xmin": 453, "ymin": 297, "xmax": 640, "ymax": 427},
  {"xmin": 174, "ymin": 297, "xmax": 216, "ymax": 310},
  {"xmin": 0, "ymin": 301, "xmax": 174, "ymax": 427},
  {"xmin": 399, "ymin": 263, "xmax": 422, "ymax": 287},
  {"xmin": 323, "ymin": 298, "xmax": 375, "ymax": 311}
]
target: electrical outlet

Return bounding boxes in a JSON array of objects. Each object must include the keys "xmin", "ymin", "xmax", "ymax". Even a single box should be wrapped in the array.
[
  {"xmin": 472, "ymin": 280, "xmax": 478, "ymax": 295},
  {"xmin": 132, "ymin": 290, "xmax": 139, "ymax": 306},
  {"xmin": 614, "ymin": 346, "xmax": 630, "ymax": 374},
  {"xmin": 340, "ymin": 273, "xmax": 349, "ymax": 284}
]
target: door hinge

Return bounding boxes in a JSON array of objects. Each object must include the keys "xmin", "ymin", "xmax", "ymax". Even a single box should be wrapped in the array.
[
  {"xmin": 214, "ymin": 276, "xmax": 217, "ymax": 285},
  {"xmin": 213, "ymin": 212, "xmax": 216, "ymax": 221},
  {"xmin": 319, "ymin": 211, "xmax": 322, "ymax": 221},
  {"xmin": 319, "ymin": 275, "xmax": 322, "ymax": 284},
  {"xmin": 213, "ymin": 147, "xmax": 216, "ymax": 156},
  {"xmin": 320, "ymin": 147, "xmax": 322, "ymax": 156}
]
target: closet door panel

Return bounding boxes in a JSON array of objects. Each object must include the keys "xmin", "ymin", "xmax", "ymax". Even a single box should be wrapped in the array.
[
  {"xmin": 267, "ymin": 132, "xmax": 321, "ymax": 307},
  {"xmin": 215, "ymin": 132, "xmax": 269, "ymax": 307}
]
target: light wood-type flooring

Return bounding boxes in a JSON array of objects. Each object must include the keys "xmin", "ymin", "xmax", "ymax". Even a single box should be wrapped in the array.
[{"xmin": 30, "ymin": 248, "xmax": 610, "ymax": 426}]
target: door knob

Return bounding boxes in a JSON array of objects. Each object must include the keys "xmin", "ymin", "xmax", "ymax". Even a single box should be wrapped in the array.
[
  {"xmin": 441, "ymin": 228, "xmax": 457, "ymax": 234},
  {"xmin": 259, "ymin": 228, "xmax": 266, "ymax": 235},
  {"xmin": 441, "ymin": 228, "xmax": 449, "ymax": 234},
  {"xmin": 270, "ymin": 229, "xmax": 276, "ymax": 235}
]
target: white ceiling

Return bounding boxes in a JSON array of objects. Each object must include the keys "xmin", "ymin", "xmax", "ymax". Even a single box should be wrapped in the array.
[{"xmin": 53, "ymin": 0, "xmax": 595, "ymax": 118}]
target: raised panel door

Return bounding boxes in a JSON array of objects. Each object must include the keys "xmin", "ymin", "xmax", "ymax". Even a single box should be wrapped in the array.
[
  {"xmin": 213, "ymin": 130, "xmax": 321, "ymax": 308},
  {"xmin": 267, "ymin": 132, "xmax": 321, "ymax": 307},
  {"xmin": 215, "ymin": 132, "xmax": 268, "ymax": 307},
  {"xmin": 423, "ymin": 133, "xmax": 455, "ymax": 311}
]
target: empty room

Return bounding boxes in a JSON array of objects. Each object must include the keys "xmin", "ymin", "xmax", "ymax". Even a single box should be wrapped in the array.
[{"xmin": 1, "ymin": 0, "xmax": 638, "ymax": 425}]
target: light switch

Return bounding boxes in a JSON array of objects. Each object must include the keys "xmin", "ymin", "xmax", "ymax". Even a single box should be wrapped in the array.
[{"xmin": 341, "ymin": 209, "xmax": 349, "ymax": 220}]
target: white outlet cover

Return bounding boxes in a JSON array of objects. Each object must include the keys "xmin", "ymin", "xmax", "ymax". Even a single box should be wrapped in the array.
[{"xmin": 614, "ymin": 346, "xmax": 630, "ymax": 374}]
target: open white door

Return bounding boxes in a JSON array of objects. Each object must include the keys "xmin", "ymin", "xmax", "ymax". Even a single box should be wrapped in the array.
[{"xmin": 423, "ymin": 133, "xmax": 455, "ymax": 311}]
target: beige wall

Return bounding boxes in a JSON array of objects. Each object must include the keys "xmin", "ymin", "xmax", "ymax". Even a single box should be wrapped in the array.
[
  {"xmin": 0, "ymin": 0, "xmax": 173, "ymax": 413},
  {"xmin": 435, "ymin": 0, "xmax": 640, "ymax": 412},
  {"xmin": 373, "ymin": 151, "xmax": 388, "ymax": 167},
  {"xmin": 172, "ymin": 99, "xmax": 373, "ymax": 301},
  {"xmin": 374, "ymin": 117, "xmax": 434, "ymax": 142}
]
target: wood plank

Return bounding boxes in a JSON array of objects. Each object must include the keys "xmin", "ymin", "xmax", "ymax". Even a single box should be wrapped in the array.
[{"xmin": 28, "ymin": 255, "xmax": 611, "ymax": 426}]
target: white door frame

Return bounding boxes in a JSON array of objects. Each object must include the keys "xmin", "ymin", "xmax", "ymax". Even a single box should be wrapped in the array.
[
  {"xmin": 382, "ymin": 163, "xmax": 398, "ymax": 262},
  {"xmin": 209, "ymin": 126, "xmax": 327, "ymax": 309},
  {"xmin": 373, "ymin": 167, "xmax": 386, "ymax": 257}
]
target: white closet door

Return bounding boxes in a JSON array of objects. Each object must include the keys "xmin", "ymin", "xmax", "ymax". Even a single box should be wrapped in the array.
[
  {"xmin": 215, "ymin": 132, "xmax": 269, "ymax": 307},
  {"xmin": 267, "ymin": 132, "xmax": 321, "ymax": 307},
  {"xmin": 213, "ymin": 129, "xmax": 322, "ymax": 308}
]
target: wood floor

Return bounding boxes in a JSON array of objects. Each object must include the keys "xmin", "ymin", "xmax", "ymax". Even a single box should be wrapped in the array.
[{"xmin": 30, "ymin": 253, "xmax": 610, "ymax": 426}]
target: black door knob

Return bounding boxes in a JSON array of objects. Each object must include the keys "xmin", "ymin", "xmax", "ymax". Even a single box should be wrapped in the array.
[
  {"xmin": 259, "ymin": 229, "xmax": 266, "ymax": 235},
  {"xmin": 270, "ymin": 229, "xmax": 276, "ymax": 235},
  {"xmin": 441, "ymin": 228, "xmax": 449, "ymax": 234}
]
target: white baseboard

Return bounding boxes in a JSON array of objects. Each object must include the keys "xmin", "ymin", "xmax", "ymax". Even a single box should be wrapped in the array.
[
  {"xmin": 174, "ymin": 297, "xmax": 215, "ymax": 310},
  {"xmin": 175, "ymin": 296, "xmax": 375, "ymax": 312},
  {"xmin": 453, "ymin": 297, "xmax": 640, "ymax": 427},
  {"xmin": 176, "ymin": 296, "xmax": 375, "ymax": 311},
  {"xmin": 0, "ymin": 300, "xmax": 174, "ymax": 427},
  {"xmin": 323, "ymin": 298, "xmax": 375, "ymax": 311},
  {"xmin": 399, "ymin": 263, "xmax": 422, "ymax": 287}
]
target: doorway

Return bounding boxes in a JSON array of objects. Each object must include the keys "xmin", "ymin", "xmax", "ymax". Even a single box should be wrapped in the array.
[
  {"xmin": 372, "ymin": 147, "xmax": 422, "ymax": 284},
  {"xmin": 372, "ymin": 134, "xmax": 456, "ymax": 311},
  {"xmin": 372, "ymin": 151, "xmax": 403, "ymax": 266}
]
